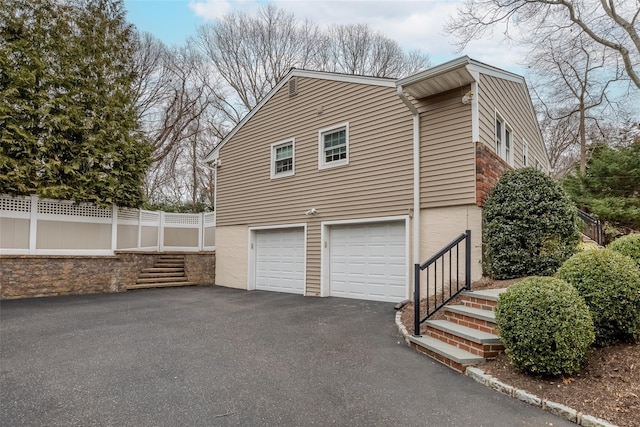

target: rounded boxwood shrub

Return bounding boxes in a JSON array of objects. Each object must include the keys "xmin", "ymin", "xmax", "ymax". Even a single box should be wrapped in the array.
[
  {"xmin": 495, "ymin": 276, "xmax": 594, "ymax": 376},
  {"xmin": 557, "ymin": 249, "xmax": 640, "ymax": 346},
  {"xmin": 577, "ymin": 241, "xmax": 600, "ymax": 252},
  {"xmin": 607, "ymin": 234, "xmax": 640, "ymax": 268},
  {"xmin": 483, "ymin": 168, "xmax": 580, "ymax": 279}
]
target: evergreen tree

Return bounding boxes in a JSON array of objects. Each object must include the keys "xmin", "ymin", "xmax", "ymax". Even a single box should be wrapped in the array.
[
  {"xmin": 0, "ymin": 0, "xmax": 151, "ymax": 207},
  {"xmin": 564, "ymin": 143, "xmax": 640, "ymax": 231}
]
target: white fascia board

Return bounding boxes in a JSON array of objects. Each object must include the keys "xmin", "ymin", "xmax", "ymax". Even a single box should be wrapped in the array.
[
  {"xmin": 204, "ymin": 69, "xmax": 294, "ymax": 163},
  {"xmin": 521, "ymin": 79, "xmax": 551, "ymax": 168},
  {"xmin": 396, "ymin": 56, "xmax": 472, "ymax": 87},
  {"xmin": 203, "ymin": 69, "xmax": 396, "ymax": 163},
  {"xmin": 292, "ymin": 69, "xmax": 396, "ymax": 87},
  {"xmin": 466, "ymin": 63, "xmax": 524, "ymax": 85},
  {"xmin": 397, "ymin": 55, "xmax": 526, "ymax": 89}
]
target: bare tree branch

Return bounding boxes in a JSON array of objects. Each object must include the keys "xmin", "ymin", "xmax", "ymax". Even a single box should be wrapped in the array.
[{"xmin": 446, "ymin": 0, "xmax": 640, "ymax": 89}]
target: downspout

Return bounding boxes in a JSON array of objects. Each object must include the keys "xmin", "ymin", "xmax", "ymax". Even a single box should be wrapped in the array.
[
  {"xmin": 396, "ymin": 85, "xmax": 420, "ymax": 267},
  {"xmin": 203, "ymin": 159, "xmax": 220, "ymax": 223}
]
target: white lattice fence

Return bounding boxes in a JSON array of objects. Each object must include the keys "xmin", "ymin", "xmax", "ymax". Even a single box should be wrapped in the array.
[{"xmin": 0, "ymin": 195, "xmax": 215, "ymax": 255}]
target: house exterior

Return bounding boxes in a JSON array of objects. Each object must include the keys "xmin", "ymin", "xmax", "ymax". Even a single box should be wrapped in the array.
[{"xmin": 205, "ymin": 56, "xmax": 550, "ymax": 303}]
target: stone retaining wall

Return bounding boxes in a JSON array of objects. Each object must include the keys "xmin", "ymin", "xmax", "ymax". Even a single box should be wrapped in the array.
[{"xmin": 0, "ymin": 251, "xmax": 215, "ymax": 299}]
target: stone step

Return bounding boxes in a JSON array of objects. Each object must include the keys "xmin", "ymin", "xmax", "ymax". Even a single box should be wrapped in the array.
[
  {"xmin": 141, "ymin": 267, "xmax": 184, "ymax": 274},
  {"xmin": 127, "ymin": 282, "xmax": 198, "ymax": 290},
  {"xmin": 136, "ymin": 276, "xmax": 189, "ymax": 284},
  {"xmin": 444, "ymin": 305, "xmax": 498, "ymax": 335},
  {"xmin": 138, "ymin": 272, "xmax": 186, "ymax": 279},
  {"xmin": 158, "ymin": 255, "xmax": 185, "ymax": 259},
  {"xmin": 407, "ymin": 335, "xmax": 484, "ymax": 373},
  {"xmin": 460, "ymin": 288, "xmax": 507, "ymax": 311},
  {"xmin": 425, "ymin": 319, "xmax": 503, "ymax": 359},
  {"xmin": 154, "ymin": 262, "xmax": 184, "ymax": 268}
]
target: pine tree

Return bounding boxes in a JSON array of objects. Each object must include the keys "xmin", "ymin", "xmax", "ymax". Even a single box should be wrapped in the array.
[{"xmin": 0, "ymin": 0, "xmax": 151, "ymax": 207}]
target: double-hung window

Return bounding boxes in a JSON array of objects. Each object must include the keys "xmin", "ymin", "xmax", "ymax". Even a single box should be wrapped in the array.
[
  {"xmin": 495, "ymin": 113, "xmax": 514, "ymax": 166},
  {"xmin": 271, "ymin": 139, "xmax": 295, "ymax": 179},
  {"xmin": 495, "ymin": 118, "xmax": 503, "ymax": 157},
  {"xmin": 318, "ymin": 123, "xmax": 349, "ymax": 169}
]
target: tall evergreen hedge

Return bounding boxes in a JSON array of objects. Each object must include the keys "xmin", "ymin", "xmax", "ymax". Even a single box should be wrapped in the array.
[{"xmin": 0, "ymin": 0, "xmax": 151, "ymax": 207}]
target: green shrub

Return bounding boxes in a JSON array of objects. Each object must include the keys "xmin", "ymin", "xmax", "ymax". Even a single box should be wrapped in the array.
[
  {"xmin": 563, "ymin": 144, "xmax": 640, "ymax": 230},
  {"xmin": 483, "ymin": 168, "xmax": 580, "ymax": 279},
  {"xmin": 577, "ymin": 241, "xmax": 600, "ymax": 252},
  {"xmin": 557, "ymin": 249, "xmax": 640, "ymax": 346},
  {"xmin": 495, "ymin": 277, "xmax": 594, "ymax": 376},
  {"xmin": 607, "ymin": 234, "xmax": 640, "ymax": 268}
]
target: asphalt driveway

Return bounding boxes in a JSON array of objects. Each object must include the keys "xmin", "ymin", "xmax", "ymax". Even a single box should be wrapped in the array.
[{"xmin": 1, "ymin": 286, "xmax": 571, "ymax": 426}]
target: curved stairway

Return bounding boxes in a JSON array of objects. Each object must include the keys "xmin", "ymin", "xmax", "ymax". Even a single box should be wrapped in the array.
[
  {"xmin": 407, "ymin": 288, "xmax": 506, "ymax": 373},
  {"xmin": 128, "ymin": 254, "xmax": 198, "ymax": 290}
]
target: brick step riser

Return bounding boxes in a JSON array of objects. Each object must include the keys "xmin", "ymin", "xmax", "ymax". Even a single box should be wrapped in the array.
[
  {"xmin": 460, "ymin": 296, "xmax": 497, "ymax": 311},
  {"xmin": 445, "ymin": 312, "xmax": 498, "ymax": 336},
  {"xmin": 425, "ymin": 327, "xmax": 503, "ymax": 359}
]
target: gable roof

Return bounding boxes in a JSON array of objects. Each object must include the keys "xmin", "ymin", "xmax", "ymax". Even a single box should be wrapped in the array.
[
  {"xmin": 205, "ymin": 57, "xmax": 543, "ymax": 164},
  {"xmin": 204, "ymin": 69, "xmax": 396, "ymax": 162}
]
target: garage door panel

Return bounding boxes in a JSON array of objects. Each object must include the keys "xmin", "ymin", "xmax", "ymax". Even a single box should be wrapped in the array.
[
  {"xmin": 255, "ymin": 228, "xmax": 304, "ymax": 294},
  {"xmin": 329, "ymin": 221, "xmax": 407, "ymax": 303}
]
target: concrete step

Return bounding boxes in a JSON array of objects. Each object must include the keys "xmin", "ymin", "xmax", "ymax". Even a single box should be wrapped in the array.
[
  {"xmin": 425, "ymin": 319, "xmax": 503, "ymax": 359},
  {"xmin": 407, "ymin": 335, "xmax": 484, "ymax": 373},
  {"xmin": 444, "ymin": 305, "xmax": 498, "ymax": 335},
  {"xmin": 136, "ymin": 276, "xmax": 189, "ymax": 284},
  {"xmin": 460, "ymin": 288, "xmax": 507, "ymax": 311},
  {"xmin": 127, "ymin": 282, "xmax": 198, "ymax": 290},
  {"xmin": 158, "ymin": 255, "xmax": 185, "ymax": 259}
]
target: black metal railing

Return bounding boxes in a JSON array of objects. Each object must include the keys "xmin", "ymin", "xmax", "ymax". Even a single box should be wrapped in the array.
[
  {"xmin": 414, "ymin": 230, "xmax": 471, "ymax": 336},
  {"xmin": 577, "ymin": 208, "xmax": 604, "ymax": 246}
]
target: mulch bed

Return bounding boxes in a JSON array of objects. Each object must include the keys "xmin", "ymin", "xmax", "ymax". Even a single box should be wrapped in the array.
[{"xmin": 399, "ymin": 278, "xmax": 640, "ymax": 427}]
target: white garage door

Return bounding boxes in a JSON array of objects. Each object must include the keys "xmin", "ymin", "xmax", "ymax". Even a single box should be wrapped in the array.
[
  {"xmin": 255, "ymin": 228, "xmax": 305, "ymax": 294},
  {"xmin": 329, "ymin": 221, "xmax": 407, "ymax": 302}
]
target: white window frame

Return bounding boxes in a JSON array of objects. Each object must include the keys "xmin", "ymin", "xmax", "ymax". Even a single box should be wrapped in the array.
[
  {"xmin": 318, "ymin": 122, "xmax": 349, "ymax": 170},
  {"xmin": 270, "ymin": 138, "xmax": 295, "ymax": 179},
  {"xmin": 494, "ymin": 111, "xmax": 514, "ymax": 166}
]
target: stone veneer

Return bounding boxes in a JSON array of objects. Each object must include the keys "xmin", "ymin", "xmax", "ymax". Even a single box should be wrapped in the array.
[
  {"xmin": 475, "ymin": 141, "xmax": 513, "ymax": 207},
  {"xmin": 0, "ymin": 251, "xmax": 215, "ymax": 299}
]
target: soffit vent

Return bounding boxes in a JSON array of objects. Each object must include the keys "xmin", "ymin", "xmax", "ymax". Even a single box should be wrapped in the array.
[{"xmin": 288, "ymin": 78, "xmax": 297, "ymax": 97}]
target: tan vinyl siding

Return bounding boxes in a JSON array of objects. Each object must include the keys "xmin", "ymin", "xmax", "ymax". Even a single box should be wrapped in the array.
[
  {"xmin": 478, "ymin": 74, "xmax": 549, "ymax": 170},
  {"xmin": 216, "ymin": 77, "xmax": 414, "ymax": 295},
  {"xmin": 416, "ymin": 87, "xmax": 475, "ymax": 208}
]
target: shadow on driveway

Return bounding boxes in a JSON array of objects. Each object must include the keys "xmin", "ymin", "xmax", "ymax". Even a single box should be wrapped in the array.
[{"xmin": 1, "ymin": 286, "xmax": 571, "ymax": 426}]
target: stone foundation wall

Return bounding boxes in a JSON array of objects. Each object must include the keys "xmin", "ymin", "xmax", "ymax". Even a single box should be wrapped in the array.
[
  {"xmin": 184, "ymin": 252, "xmax": 216, "ymax": 284},
  {"xmin": 0, "ymin": 251, "xmax": 215, "ymax": 300}
]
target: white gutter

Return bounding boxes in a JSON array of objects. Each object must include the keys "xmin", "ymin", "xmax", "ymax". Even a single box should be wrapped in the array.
[{"xmin": 396, "ymin": 86, "xmax": 420, "ymax": 266}]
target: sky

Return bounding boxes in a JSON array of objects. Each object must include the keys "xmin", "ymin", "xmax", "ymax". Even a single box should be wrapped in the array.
[{"xmin": 123, "ymin": 0, "xmax": 528, "ymax": 73}]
